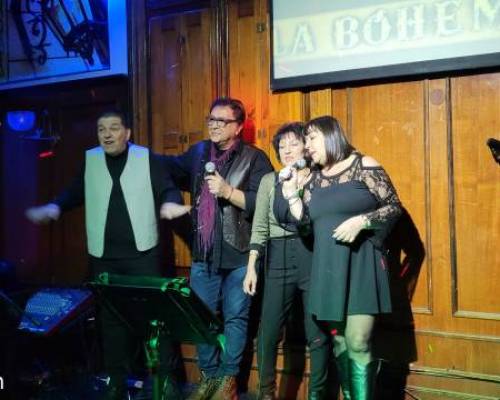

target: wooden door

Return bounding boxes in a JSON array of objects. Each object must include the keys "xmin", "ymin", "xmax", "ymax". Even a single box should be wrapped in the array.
[{"xmin": 149, "ymin": 8, "xmax": 214, "ymax": 271}]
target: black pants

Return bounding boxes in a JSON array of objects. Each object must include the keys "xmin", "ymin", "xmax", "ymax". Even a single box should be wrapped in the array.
[
  {"xmin": 257, "ymin": 237, "xmax": 330, "ymax": 394},
  {"xmin": 90, "ymin": 248, "xmax": 178, "ymax": 385}
]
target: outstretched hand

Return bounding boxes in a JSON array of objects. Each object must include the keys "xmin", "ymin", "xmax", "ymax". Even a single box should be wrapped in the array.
[
  {"xmin": 160, "ymin": 203, "xmax": 192, "ymax": 220},
  {"xmin": 25, "ymin": 204, "xmax": 61, "ymax": 224}
]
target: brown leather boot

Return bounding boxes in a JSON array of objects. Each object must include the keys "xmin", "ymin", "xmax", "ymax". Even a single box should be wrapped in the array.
[
  {"xmin": 212, "ymin": 375, "xmax": 238, "ymax": 400},
  {"xmin": 187, "ymin": 374, "xmax": 222, "ymax": 400}
]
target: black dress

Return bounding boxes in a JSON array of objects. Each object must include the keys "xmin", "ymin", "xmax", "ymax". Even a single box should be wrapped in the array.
[{"xmin": 304, "ymin": 153, "xmax": 402, "ymax": 322}]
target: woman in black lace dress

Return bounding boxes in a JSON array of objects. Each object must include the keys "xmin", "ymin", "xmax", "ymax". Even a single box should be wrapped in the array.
[{"xmin": 284, "ymin": 116, "xmax": 402, "ymax": 400}]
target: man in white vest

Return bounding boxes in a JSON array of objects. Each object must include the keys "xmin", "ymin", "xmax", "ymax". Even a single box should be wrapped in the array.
[{"xmin": 26, "ymin": 110, "xmax": 190, "ymax": 400}]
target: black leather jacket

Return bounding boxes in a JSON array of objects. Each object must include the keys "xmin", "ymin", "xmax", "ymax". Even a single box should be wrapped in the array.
[{"xmin": 164, "ymin": 139, "xmax": 273, "ymax": 264}]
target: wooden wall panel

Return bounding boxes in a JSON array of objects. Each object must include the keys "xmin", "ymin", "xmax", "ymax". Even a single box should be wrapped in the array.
[
  {"xmin": 150, "ymin": 11, "xmax": 212, "ymax": 150},
  {"xmin": 150, "ymin": 16, "xmax": 183, "ymax": 155},
  {"xmin": 413, "ymin": 332, "xmax": 500, "ymax": 375},
  {"xmin": 451, "ymin": 74, "xmax": 500, "ymax": 319},
  {"xmin": 228, "ymin": 0, "xmax": 269, "ymax": 152},
  {"xmin": 332, "ymin": 89, "xmax": 349, "ymax": 137},
  {"xmin": 419, "ymin": 78, "xmax": 451, "ymax": 333},
  {"xmin": 309, "ymin": 89, "xmax": 332, "ymax": 119},
  {"xmin": 149, "ymin": 8, "xmax": 213, "ymax": 270},
  {"xmin": 228, "ymin": 1, "xmax": 258, "ymax": 127},
  {"xmin": 259, "ymin": 0, "xmax": 306, "ymax": 169},
  {"xmin": 130, "ymin": 0, "xmax": 149, "ymax": 145},
  {"xmin": 228, "ymin": 0, "xmax": 305, "ymax": 168},
  {"xmin": 265, "ymin": 92, "xmax": 305, "ymax": 168},
  {"xmin": 181, "ymin": 11, "xmax": 213, "ymax": 146},
  {"xmin": 350, "ymin": 81, "xmax": 431, "ymax": 312}
]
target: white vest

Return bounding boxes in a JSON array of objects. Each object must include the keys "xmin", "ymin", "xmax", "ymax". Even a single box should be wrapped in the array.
[{"xmin": 84, "ymin": 144, "xmax": 158, "ymax": 257}]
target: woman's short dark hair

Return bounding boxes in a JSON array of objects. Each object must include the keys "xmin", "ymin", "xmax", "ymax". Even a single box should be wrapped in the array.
[
  {"xmin": 98, "ymin": 109, "xmax": 129, "ymax": 129},
  {"xmin": 305, "ymin": 116, "xmax": 354, "ymax": 166},
  {"xmin": 272, "ymin": 122, "xmax": 305, "ymax": 163},
  {"xmin": 209, "ymin": 97, "xmax": 246, "ymax": 125}
]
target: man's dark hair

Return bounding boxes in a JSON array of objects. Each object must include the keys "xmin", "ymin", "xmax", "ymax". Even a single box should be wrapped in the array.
[
  {"xmin": 305, "ymin": 116, "xmax": 354, "ymax": 167},
  {"xmin": 272, "ymin": 122, "xmax": 305, "ymax": 163},
  {"xmin": 98, "ymin": 109, "xmax": 130, "ymax": 129},
  {"xmin": 209, "ymin": 97, "xmax": 246, "ymax": 125}
]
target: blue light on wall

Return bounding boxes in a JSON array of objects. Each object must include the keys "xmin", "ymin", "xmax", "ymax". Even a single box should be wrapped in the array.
[{"xmin": 6, "ymin": 111, "xmax": 36, "ymax": 132}]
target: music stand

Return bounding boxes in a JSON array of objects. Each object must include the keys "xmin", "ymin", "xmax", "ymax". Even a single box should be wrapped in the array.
[{"xmin": 88, "ymin": 273, "xmax": 225, "ymax": 400}]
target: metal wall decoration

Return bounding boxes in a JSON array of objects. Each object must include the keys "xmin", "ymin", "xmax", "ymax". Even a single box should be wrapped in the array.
[
  {"xmin": 0, "ymin": 0, "xmax": 126, "ymax": 90},
  {"xmin": 42, "ymin": 0, "xmax": 109, "ymax": 66},
  {"xmin": 10, "ymin": 0, "xmax": 50, "ymax": 67},
  {"xmin": 9, "ymin": 0, "xmax": 108, "ymax": 67}
]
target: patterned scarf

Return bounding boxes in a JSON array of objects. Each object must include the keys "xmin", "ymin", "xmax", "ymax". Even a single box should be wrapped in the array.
[{"xmin": 197, "ymin": 139, "xmax": 240, "ymax": 256}]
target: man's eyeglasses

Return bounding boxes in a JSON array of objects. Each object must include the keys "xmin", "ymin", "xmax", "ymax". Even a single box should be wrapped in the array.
[{"xmin": 206, "ymin": 116, "xmax": 239, "ymax": 128}]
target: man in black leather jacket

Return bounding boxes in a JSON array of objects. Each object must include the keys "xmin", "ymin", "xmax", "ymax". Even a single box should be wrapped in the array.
[{"xmin": 163, "ymin": 97, "xmax": 273, "ymax": 399}]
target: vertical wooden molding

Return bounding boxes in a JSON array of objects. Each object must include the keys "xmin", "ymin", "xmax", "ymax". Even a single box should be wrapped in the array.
[
  {"xmin": 211, "ymin": 0, "xmax": 229, "ymax": 97},
  {"xmin": 423, "ymin": 79, "xmax": 434, "ymax": 314},
  {"xmin": 221, "ymin": 0, "xmax": 229, "ymax": 95},
  {"xmin": 255, "ymin": 0, "xmax": 269, "ymax": 151},
  {"xmin": 129, "ymin": 0, "xmax": 150, "ymax": 146},
  {"xmin": 446, "ymin": 77, "xmax": 458, "ymax": 316},
  {"xmin": 346, "ymin": 87, "xmax": 353, "ymax": 140},
  {"xmin": 303, "ymin": 90, "xmax": 310, "ymax": 121}
]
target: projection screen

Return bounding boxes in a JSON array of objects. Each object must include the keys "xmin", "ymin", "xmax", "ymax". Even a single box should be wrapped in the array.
[{"xmin": 270, "ymin": 0, "xmax": 500, "ymax": 90}]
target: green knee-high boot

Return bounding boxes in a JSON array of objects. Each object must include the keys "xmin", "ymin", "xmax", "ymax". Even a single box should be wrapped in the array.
[
  {"xmin": 348, "ymin": 359, "xmax": 378, "ymax": 400},
  {"xmin": 335, "ymin": 351, "xmax": 351, "ymax": 400}
]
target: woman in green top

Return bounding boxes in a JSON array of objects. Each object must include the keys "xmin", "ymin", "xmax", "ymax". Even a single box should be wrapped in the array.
[{"xmin": 243, "ymin": 122, "xmax": 330, "ymax": 400}]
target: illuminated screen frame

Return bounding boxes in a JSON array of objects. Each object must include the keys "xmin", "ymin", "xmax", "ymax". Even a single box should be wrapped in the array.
[{"xmin": 270, "ymin": 0, "xmax": 500, "ymax": 91}]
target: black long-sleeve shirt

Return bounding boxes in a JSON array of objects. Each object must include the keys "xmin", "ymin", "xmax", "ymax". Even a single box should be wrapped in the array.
[{"xmin": 54, "ymin": 146, "xmax": 182, "ymax": 259}]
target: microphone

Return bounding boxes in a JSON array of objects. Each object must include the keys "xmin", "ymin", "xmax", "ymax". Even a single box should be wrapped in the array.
[
  {"xmin": 292, "ymin": 158, "xmax": 307, "ymax": 169},
  {"xmin": 205, "ymin": 161, "xmax": 216, "ymax": 176},
  {"xmin": 278, "ymin": 158, "xmax": 307, "ymax": 183}
]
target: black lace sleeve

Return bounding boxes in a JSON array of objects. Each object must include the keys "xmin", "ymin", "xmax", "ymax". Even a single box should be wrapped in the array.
[{"xmin": 358, "ymin": 166, "xmax": 402, "ymax": 226}]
